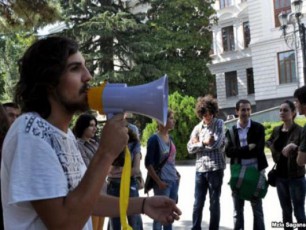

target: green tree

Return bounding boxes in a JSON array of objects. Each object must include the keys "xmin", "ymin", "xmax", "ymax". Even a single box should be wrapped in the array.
[
  {"xmin": 141, "ymin": 91, "xmax": 198, "ymax": 160},
  {"xmin": 0, "ymin": 34, "xmax": 35, "ymax": 101},
  {"xmin": 0, "ymin": 0, "xmax": 61, "ymax": 33},
  {"xmin": 56, "ymin": 0, "xmax": 215, "ymax": 97},
  {"xmin": 137, "ymin": 0, "xmax": 216, "ymax": 97},
  {"xmin": 57, "ymin": 0, "xmax": 146, "ymax": 85},
  {"xmin": 0, "ymin": 0, "xmax": 215, "ymax": 110},
  {"xmin": 0, "ymin": 1, "xmax": 61, "ymax": 101}
]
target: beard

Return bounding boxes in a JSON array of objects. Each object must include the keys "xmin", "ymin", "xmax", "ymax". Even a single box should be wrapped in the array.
[
  {"xmin": 55, "ymin": 87, "xmax": 90, "ymax": 114},
  {"xmin": 63, "ymin": 99, "xmax": 89, "ymax": 114}
]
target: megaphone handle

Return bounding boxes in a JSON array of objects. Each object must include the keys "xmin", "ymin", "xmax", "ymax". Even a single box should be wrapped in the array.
[
  {"xmin": 107, "ymin": 112, "xmax": 126, "ymax": 120},
  {"xmin": 107, "ymin": 113, "xmax": 114, "ymax": 120}
]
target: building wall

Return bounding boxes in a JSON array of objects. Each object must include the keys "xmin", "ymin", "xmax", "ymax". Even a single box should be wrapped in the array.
[
  {"xmin": 209, "ymin": 0, "xmax": 255, "ymax": 111},
  {"xmin": 212, "ymin": 57, "xmax": 255, "ymax": 109},
  {"xmin": 249, "ymin": 0, "xmax": 300, "ymax": 102},
  {"xmin": 209, "ymin": 0, "xmax": 305, "ymax": 115}
]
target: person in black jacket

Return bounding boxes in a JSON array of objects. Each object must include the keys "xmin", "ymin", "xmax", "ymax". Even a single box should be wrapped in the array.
[
  {"xmin": 225, "ymin": 99, "xmax": 268, "ymax": 230},
  {"xmin": 266, "ymin": 100, "xmax": 306, "ymax": 228}
]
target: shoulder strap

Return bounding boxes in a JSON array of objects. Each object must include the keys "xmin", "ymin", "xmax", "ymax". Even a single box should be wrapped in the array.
[
  {"xmin": 229, "ymin": 126, "xmax": 236, "ymax": 148},
  {"xmin": 156, "ymin": 140, "xmax": 172, "ymax": 171},
  {"xmin": 229, "ymin": 126, "xmax": 239, "ymax": 164}
]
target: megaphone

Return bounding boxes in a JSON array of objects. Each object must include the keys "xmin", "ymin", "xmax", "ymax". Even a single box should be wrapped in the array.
[{"xmin": 87, "ymin": 75, "xmax": 168, "ymax": 126}]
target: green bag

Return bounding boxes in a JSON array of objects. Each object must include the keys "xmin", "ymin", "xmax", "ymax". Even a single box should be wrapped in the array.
[{"xmin": 229, "ymin": 164, "xmax": 268, "ymax": 200}]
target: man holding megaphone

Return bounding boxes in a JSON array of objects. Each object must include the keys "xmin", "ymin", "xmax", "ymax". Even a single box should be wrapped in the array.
[{"xmin": 1, "ymin": 36, "xmax": 181, "ymax": 230}]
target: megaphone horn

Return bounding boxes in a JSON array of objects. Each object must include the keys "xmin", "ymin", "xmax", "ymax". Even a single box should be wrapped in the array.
[{"xmin": 87, "ymin": 75, "xmax": 169, "ymax": 126}]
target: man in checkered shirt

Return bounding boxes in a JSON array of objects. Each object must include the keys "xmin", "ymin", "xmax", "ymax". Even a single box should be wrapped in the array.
[{"xmin": 187, "ymin": 95, "xmax": 226, "ymax": 230}]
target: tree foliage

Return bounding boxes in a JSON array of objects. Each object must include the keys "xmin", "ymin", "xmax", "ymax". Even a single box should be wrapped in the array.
[
  {"xmin": 0, "ymin": 0, "xmax": 61, "ymax": 101},
  {"xmin": 56, "ymin": 0, "xmax": 216, "ymax": 97},
  {"xmin": 0, "ymin": 0, "xmax": 216, "ymax": 103},
  {"xmin": 56, "ymin": 0, "xmax": 144, "ymax": 85},
  {"xmin": 139, "ymin": 0, "xmax": 216, "ymax": 97},
  {"xmin": 0, "ymin": 0, "xmax": 61, "ymax": 33},
  {"xmin": 0, "ymin": 34, "xmax": 35, "ymax": 102},
  {"xmin": 141, "ymin": 91, "xmax": 198, "ymax": 160}
]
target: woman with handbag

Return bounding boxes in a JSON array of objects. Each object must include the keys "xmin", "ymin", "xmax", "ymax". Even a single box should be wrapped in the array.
[
  {"xmin": 266, "ymin": 100, "xmax": 306, "ymax": 227},
  {"xmin": 145, "ymin": 109, "xmax": 179, "ymax": 230}
]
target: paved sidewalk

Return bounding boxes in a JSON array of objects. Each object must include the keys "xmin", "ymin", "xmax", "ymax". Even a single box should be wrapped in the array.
[
  {"xmin": 103, "ymin": 156, "xmax": 304, "ymax": 229},
  {"xmin": 139, "ymin": 157, "xmax": 293, "ymax": 230}
]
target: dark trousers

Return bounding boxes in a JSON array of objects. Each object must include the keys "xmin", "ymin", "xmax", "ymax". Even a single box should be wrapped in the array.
[{"xmin": 191, "ymin": 169, "xmax": 224, "ymax": 230}]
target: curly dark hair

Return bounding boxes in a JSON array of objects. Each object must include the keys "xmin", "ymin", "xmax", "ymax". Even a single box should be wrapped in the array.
[
  {"xmin": 195, "ymin": 95, "xmax": 219, "ymax": 119},
  {"xmin": 14, "ymin": 36, "xmax": 79, "ymax": 118}
]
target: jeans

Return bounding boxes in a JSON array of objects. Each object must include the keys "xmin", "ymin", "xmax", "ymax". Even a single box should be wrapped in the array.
[
  {"xmin": 153, "ymin": 179, "xmax": 179, "ymax": 230},
  {"xmin": 232, "ymin": 192, "xmax": 265, "ymax": 230},
  {"xmin": 191, "ymin": 169, "xmax": 224, "ymax": 230},
  {"xmin": 107, "ymin": 178, "xmax": 143, "ymax": 230},
  {"xmin": 276, "ymin": 176, "xmax": 306, "ymax": 230}
]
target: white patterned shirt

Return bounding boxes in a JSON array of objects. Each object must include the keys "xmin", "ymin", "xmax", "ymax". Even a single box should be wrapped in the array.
[{"xmin": 1, "ymin": 113, "xmax": 92, "ymax": 230}]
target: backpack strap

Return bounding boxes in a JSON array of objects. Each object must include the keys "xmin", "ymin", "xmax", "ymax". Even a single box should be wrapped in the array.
[
  {"xmin": 229, "ymin": 125, "xmax": 239, "ymax": 164},
  {"xmin": 229, "ymin": 126, "xmax": 236, "ymax": 148},
  {"xmin": 155, "ymin": 140, "xmax": 172, "ymax": 171}
]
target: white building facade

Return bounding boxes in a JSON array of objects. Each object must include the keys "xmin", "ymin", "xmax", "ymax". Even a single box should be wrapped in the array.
[{"xmin": 209, "ymin": 0, "xmax": 306, "ymax": 118}]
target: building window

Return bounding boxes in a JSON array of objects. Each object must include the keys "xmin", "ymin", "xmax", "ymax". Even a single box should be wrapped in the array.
[
  {"xmin": 274, "ymin": 0, "xmax": 291, "ymax": 27},
  {"xmin": 220, "ymin": 0, "xmax": 232, "ymax": 9},
  {"xmin": 243, "ymin": 22, "xmax": 250, "ymax": 48},
  {"xmin": 222, "ymin": 26, "xmax": 235, "ymax": 52},
  {"xmin": 225, "ymin": 71, "xmax": 238, "ymax": 97},
  {"xmin": 278, "ymin": 50, "xmax": 296, "ymax": 84},
  {"xmin": 246, "ymin": 68, "xmax": 254, "ymax": 94}
]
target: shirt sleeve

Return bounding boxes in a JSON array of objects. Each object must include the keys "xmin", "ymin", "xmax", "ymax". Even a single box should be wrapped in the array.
[
  {"xmin": 208, "ymin": 119, "xmax": 225, "ymax": 150},
  {"xmin": 5, "ymin": 130, "xmax": 68, "ymax": 204},
  {"xmin": 187, "ymin": 124, "xmax": 203, "ymax": 154},
  {"xmin": 145, "ymin": 135, "xmax": 159, "ymax": 167}
]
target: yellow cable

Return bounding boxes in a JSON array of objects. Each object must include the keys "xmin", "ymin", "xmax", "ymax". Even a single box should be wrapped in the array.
[{"xmin": 120, "ymin": 146, "xmax": 132, "ymax": 230}]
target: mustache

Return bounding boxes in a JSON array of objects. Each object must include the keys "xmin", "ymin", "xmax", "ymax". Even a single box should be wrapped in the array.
[{"xmin": 79, "ymin": 84, "xmax": 90, "ymax": 94}]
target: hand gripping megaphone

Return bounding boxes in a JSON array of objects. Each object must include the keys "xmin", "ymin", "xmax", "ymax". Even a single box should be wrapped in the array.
[{"xmin": 87, "ymin": 75, "xmax": 168, "ymax": 125}]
